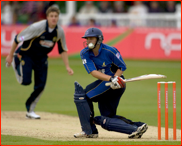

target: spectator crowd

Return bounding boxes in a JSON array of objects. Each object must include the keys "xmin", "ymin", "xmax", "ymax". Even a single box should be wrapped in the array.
[{"xmin": 1, "ymin": 1, "xmax": 179, "ymax": 26}]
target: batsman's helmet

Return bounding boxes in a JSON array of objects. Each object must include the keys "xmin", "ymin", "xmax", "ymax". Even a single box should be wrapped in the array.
[{"xmin": 82, "ymin": 27, "xmax": 104, "ymax": 44}]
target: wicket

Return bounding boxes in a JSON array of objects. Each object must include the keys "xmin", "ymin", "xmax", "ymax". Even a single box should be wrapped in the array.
[{"xmin": 157, "ymin": 81, "xmax": 176, "ymax": 140}]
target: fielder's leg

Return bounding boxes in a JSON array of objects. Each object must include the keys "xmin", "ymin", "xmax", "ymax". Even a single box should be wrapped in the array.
[
  {"xmin": 12, "ymin": 54, "xmax": 23, "ymax": 84},
  {"xmin": 26, "ymin": 57, "xmax": 48, "ymax": 119},
  {"xmin": 74, "ymin": 81, "xmax": 98, "ymax": 138},
  {"xmin": 11, "ymin": 47, "xmax": 23, "ymax": 83}
]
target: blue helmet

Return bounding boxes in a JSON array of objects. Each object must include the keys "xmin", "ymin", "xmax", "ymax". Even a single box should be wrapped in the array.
[{"xmin": 82, "ymin": 27, "xmax": 104, "ymax": 44}]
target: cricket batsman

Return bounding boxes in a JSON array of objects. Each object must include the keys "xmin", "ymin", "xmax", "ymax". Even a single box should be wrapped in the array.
[{"xmin": 74, "ymin": 27, "xmax": 148, "ymax": 138}]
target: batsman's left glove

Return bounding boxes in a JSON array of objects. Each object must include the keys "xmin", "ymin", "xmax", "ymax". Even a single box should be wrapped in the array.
[{"xmin": 110, "ymin": 76, "xmax": 126, "ymax": 89}]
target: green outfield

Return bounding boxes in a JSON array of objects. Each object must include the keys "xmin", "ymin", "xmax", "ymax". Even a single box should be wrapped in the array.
[{"xmin": 1, "ymin": 57, "xmax": 181, "ymax": 145}]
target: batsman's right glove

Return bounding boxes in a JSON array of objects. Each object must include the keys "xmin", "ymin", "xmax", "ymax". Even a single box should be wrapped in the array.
[{"xmin": 110, "ymin": 76, "xmax": 126, "ymax": 89}]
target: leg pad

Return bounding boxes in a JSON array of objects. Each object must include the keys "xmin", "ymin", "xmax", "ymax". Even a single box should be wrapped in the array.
[
  {"xmin": 94, "ymin": 116, "xmax": 137, "ymax": 134},
  {"xmin": 74, "ymin": 81, "xmax": 92, "ymax": 135}
]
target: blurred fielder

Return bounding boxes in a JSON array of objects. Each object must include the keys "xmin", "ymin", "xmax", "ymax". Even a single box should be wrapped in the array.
[
  {"xmin": 74, "ymin": 27, "xmax": 148, "ymax": 138},
  {"xmin": 6, "ymin": 6, "xmax": 74, "ymax": 119}
]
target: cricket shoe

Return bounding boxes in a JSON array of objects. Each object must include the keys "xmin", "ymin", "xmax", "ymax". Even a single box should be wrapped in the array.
[
  {"xmin": 26, "ymin": 111, "xmax": 41, "ymax": 119},
  {"xmin": 74, "ymin": 131, "xmax": 98, "ymax": 138},
  {"xmin": 138, "ymin": 123, "xmax": 148, "ymax": 138},
  {"xmin": 128, "ymin": 123, "xmax": 148, "ymax": 139}
]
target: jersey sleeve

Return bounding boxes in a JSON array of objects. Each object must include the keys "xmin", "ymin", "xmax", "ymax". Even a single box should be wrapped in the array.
[
  {"xmin": 14, "ymin": 20, "xmax": 45, "ymax": 44},
  {"xmin": 57, "ymin": 27, "xmax": 68, "ymax": 54},
  {"xmin": 108, "ymin": 48, "xmax": 126, "ymax": 71},
  {"xmin": 80, "ymin": 50, "xmax": 97, "ymax": 74}
]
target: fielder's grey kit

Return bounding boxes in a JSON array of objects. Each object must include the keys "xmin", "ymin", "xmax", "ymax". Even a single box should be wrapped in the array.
[{"xmin": 13, "ymin": 20, "xmax": 67, "ymax": 118}]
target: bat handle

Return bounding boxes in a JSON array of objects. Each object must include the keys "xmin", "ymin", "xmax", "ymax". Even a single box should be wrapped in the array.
[{"xmin": 105, "ymin": 82, "xmax": 111, "ymax": 86}]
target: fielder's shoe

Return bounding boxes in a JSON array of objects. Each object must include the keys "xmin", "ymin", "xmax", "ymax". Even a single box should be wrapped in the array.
[
  {"xmin": 74, "ymin": 131, "xmax": 98, "ymax": 138},
  {"xmin": 128, "ymin": 123, "xmax": 148, "ymax": 139},
  {"xmin": 26, "ymin": 111, "xmax": 41, "ymax": 119}
]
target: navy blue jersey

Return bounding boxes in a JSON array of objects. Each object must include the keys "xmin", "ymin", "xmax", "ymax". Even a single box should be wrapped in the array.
[
  {"xmin": 14, "ymin": 20, "xmax": 67, "ymax": 57},
  {"xmin": 80, "ymin": 43, "xmax": 126, "ymax": 76}
]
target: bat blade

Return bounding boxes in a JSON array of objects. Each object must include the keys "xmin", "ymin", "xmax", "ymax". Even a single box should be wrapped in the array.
[
  {"xmin": 125, "ymin": 74, "xmax": 167, "ymax": 82},
  {"xmin": 105, "ymin": 74, "xmax": 167, "ymax": 86}
]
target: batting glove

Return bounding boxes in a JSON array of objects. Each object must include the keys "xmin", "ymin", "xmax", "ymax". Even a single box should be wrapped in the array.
[{"xmin": 110, "ymin": 76, "xmax": 126, "ymax": 89}]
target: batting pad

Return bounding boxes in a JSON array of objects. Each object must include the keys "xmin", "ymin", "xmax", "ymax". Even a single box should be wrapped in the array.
[
  {"xmin": 94, "ymin": 116, "xmax": 138, "ymax": 134},
  {"xmin": 74, "ymin": 81, "xmax": 92, "ymax": 135}
]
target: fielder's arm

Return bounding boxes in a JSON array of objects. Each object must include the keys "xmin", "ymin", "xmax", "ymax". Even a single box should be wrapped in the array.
[
  {"xmin": 60, "ymin": 51, "xmax": 74, "ymax": 75},
  {"xmin": 6, "ymin": 41, "xmax": 18, "ymax": 66}
]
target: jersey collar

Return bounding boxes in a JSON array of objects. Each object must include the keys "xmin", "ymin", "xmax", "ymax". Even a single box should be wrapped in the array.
[{"xmin": 46, "ymin": 20, "xmax": 58, "ymax": 33}]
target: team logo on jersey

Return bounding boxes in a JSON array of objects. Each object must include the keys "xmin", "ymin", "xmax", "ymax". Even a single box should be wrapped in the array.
[
  {"xmin": 39, "ymin": 40, "xmax": 54, "ymax": 48},
  {"xmin": 21, "ymin": 60, "xmax": 25, "ymax": 66},
  {"xmin": 116, "ymin": 52, "xmax": 120, "ymax": 59},
  {"xmin": 102, "ymin": 62, "xmax": 106, "ymax": 67},
  {"xmin": 53, "ymin": 37, "xmax": 57, "ymax": 42},
  {"xmin": 82, "ymin": 59, "xmax": 87, "ymax": 64}
]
